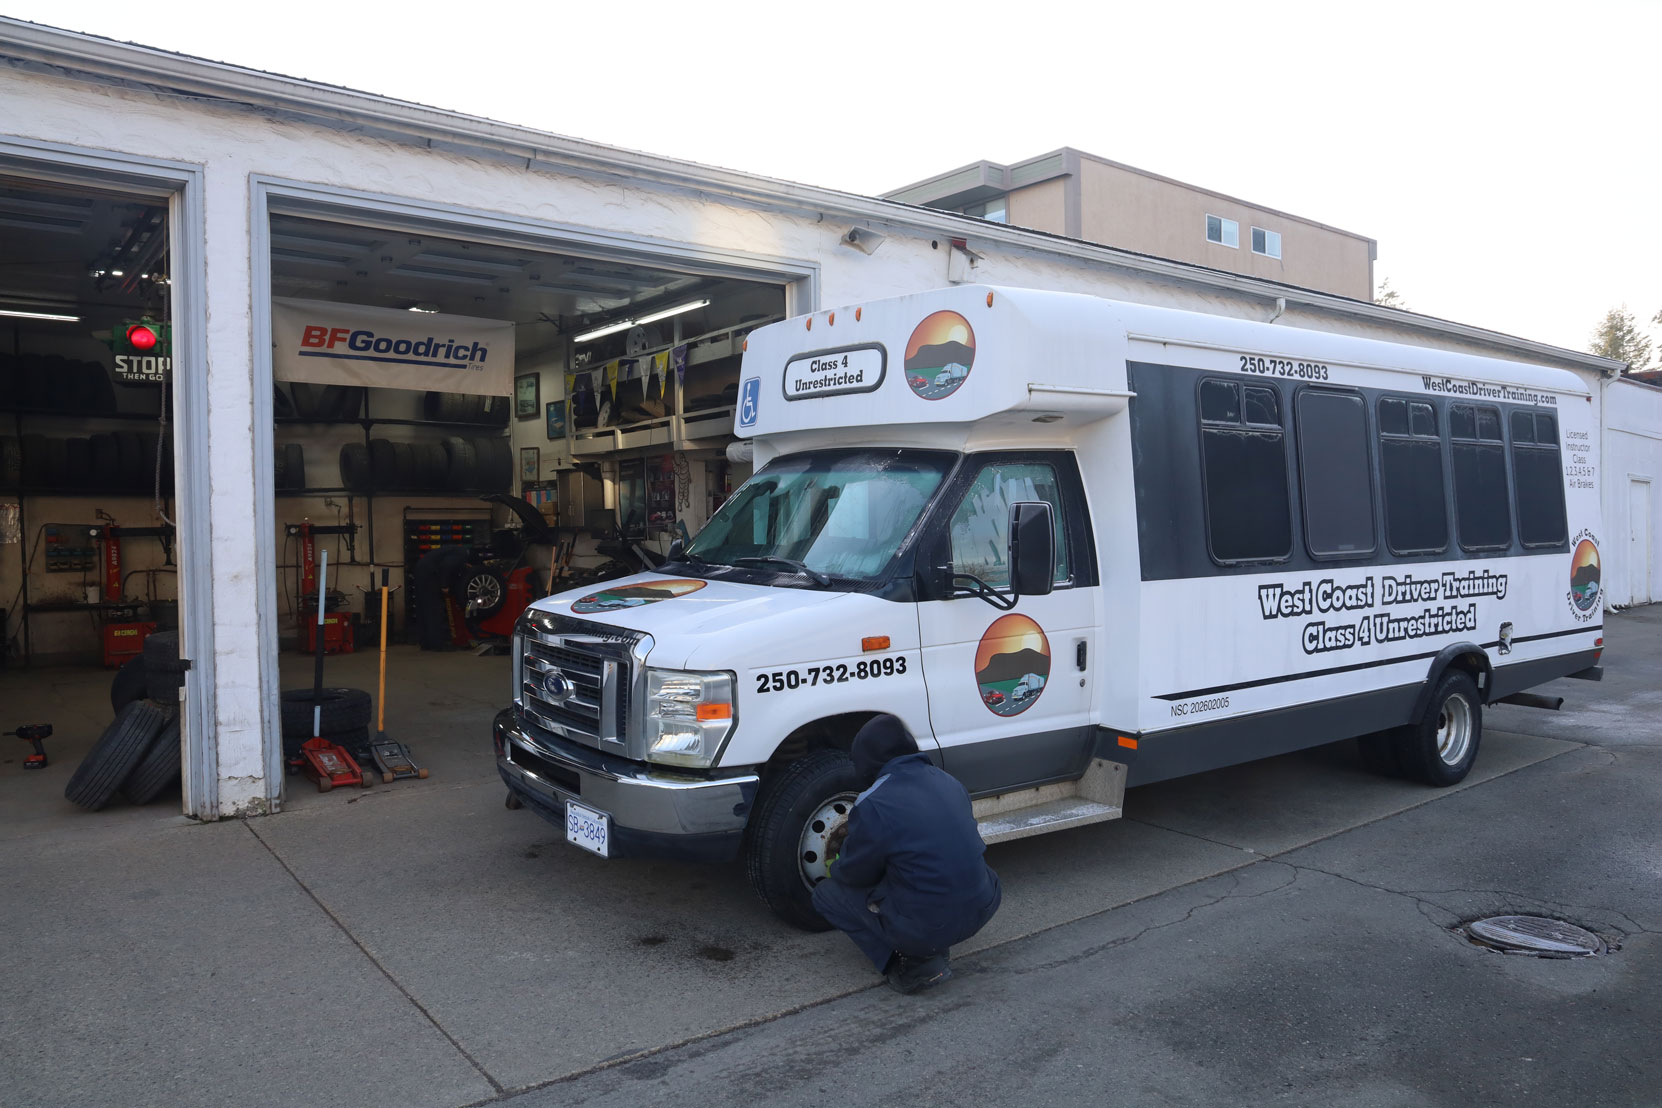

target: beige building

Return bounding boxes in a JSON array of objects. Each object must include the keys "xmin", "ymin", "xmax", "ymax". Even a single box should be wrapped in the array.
[{"xmin": 885, "ymin": 148, "xmax": 1377, "ymax": 301}]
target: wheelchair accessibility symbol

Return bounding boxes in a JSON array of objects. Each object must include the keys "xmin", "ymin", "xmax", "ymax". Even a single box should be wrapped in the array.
[{"xmin": 738, "ymin": 377, "xmax": 760, "ymax": 428}]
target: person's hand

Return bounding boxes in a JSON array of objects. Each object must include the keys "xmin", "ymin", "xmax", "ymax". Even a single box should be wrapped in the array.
[{"xmin": 825, "ymin": 817, "xmax": 849, "ymax": 860}]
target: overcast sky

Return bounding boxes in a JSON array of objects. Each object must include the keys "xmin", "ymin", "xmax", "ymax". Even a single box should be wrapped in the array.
[{"xmin": 6, "ymin": 0, "xmax": 1657, "ymax": 356}]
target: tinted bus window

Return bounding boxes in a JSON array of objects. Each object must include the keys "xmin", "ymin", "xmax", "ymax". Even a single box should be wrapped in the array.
[
  {"xmin": 1199, "ymin": 379, "xmax": 1290, "ymax": 563},
  {"xmin": 1296, "ymin": 389, "xmax": 1376, "ymax": 558},
  {"xmin": 1511, "ymin": 410, "xmax": 1568, "ymax": 547},
  {"xmin": 1378, "ymin": 398, "xmax": 1448, "ymax": 555},
  {"xmin": 1450, "ymin": 403, "xmax": 1511, "ymax": 551}
]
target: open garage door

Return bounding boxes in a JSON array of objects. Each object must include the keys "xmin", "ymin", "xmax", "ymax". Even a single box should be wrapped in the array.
[{"xmin": 257, "ymin": 198, "xmax": 796, "ymax": 806}]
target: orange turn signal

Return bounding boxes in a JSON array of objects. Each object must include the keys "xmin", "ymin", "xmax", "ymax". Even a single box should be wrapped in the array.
[
  {"xmin": 855, "ymin": 307, "xmax": 862, "ymax": 321},
  {"xmin": 806, "ymin": 317, "xmax": 813, "ymax": 330},
  {"xmin": 861, "ymin": 636, "xmax": 891, "ymax": 652},
  {"xmin": 828, "ymin": 312, "xmax": 835, "ymax": 325},
  {"xmin": 986, "ymin": 291, "xmax": 994, "ymax": 307},
  {"xmin": 1116, "ymin": 735, "xmax": 1138, "ymax": 750},
  {"xmin": 696, "ymin": 703, "xmax": 732, "ymax": 721}
]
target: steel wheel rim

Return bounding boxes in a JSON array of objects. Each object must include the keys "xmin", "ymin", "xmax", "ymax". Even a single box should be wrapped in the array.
[
  {"xmin": 1437, "ymin": 694, "xmax": 1473, "ymax": 765},
  {"xmin": 798, "ymin": 792, "xmax": 857, "ymax": 889}
]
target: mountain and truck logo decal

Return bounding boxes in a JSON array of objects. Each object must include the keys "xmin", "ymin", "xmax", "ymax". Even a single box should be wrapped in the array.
[
  {"xmin": 904, "ymin": 311, "xmax": 976, "ymax": 400},
  {"xmin": 1569, "ymin": 535, "xmax": 1601, "ymax": 618},
  {"xmin": 974, "ymin": 613, "xmax": 1051, "ymax": 716},
  {"xmin": 572, "ymin": 578, "xmax": 707, "ymax": 614}
]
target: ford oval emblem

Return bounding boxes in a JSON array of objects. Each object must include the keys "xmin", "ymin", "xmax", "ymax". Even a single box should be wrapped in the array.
[{"xmin": 541, "ymin": 669, "xmax": 574, "ymax": 704}]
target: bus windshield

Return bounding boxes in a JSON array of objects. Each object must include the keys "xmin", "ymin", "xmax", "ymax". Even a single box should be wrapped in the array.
[{"xmin": 685, "ymin": 449, "xmax": 956, "ymax": 582}]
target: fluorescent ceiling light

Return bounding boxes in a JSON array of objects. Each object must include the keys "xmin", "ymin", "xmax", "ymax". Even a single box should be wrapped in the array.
[
  {"xmin": 574, "ymin": 298, "xmax": 711, "ymax": 343},
  {"xmin": 0, "ymin": 308, "xmax": 80, "ymax": 323}
]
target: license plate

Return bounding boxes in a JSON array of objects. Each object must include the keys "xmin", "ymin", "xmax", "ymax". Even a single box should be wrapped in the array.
[{"xmin": 565, "ymin": 800, "xmax": 610, "ymax": 858}]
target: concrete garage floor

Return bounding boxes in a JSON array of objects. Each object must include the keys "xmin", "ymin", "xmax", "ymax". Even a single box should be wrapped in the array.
[{"xmin": 1, "ymin": 611, "xmax": 1658, "ymax": 1107}]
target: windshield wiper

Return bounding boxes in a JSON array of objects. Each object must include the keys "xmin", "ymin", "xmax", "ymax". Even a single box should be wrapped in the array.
[{"xmin": 734, "ymin": 556, "xmax": 832, "ymax": 587}]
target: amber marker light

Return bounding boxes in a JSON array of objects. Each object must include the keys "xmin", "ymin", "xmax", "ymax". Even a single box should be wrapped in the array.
[
  {"xmin": 855, "ymin": 307, "xmax": 862, "ymax": 322},
  {"xmin": 828, "ymin": 312, "xmax": 835, "ymax": 325},
  {"xmin": 861, "ymin": 636, "xmax": 891, "ymax": 652},
  {"xmin": 806, "ymin": 317, "xmax": 813, "ymax": 330},
  {"xmin": 742, "ymin": 338, "xmax": 748, "ymax": 351},
  {"xmin": 986, "ymin": 291, "xmax": 994, "ymax": 307},
  {"xmin": 696, "ymin": 703, "xmax": 732, "ymax": 721},
  {"xmin": 1117, "ymin": 735, "xmax": 1138, "ymax": 750}
]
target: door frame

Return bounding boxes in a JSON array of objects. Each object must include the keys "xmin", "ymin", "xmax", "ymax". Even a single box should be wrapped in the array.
[{"xmin": 0, "ymin": 136, "xmax": 217, "ymax": 817}]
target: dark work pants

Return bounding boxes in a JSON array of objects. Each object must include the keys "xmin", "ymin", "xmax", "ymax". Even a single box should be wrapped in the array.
[{"xmin": 812, "ymin": 875, "xmax": 1002, "ymax": 973}]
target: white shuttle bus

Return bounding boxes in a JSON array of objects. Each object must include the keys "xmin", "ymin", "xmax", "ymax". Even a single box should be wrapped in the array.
[{"xmin": 495, "ymin": 285, "xmax": 1605, "ymax": 928}]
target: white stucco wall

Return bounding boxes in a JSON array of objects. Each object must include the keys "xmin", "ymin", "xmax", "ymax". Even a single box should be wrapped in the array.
[
  {"xmin": 1602, "ymin": 378, "xmax": 1662, "ymax": 607},
  {"xmin": 0, "ymin": 54, "xmax": 1646, "ymax": 812}
]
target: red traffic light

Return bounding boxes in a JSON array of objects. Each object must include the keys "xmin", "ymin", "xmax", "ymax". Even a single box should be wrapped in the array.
[{"xmin": 126, "ymin": 323, "xmax": 159, "ymax": 351}]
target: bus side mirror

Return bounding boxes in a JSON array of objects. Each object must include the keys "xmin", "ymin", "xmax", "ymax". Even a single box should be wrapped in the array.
[
  {"xmin": 667, "ymin": 538, "xmax": 686, "ymax": 561},
  {"xmin": 1008, "ymin": 501, "xmax": 1055, "ymax": 600}
]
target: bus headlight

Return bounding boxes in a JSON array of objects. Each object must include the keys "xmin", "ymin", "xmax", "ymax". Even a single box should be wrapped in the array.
[{"xmin": 644, "ymin": 668, "xmax": 736, "ymax": 768}]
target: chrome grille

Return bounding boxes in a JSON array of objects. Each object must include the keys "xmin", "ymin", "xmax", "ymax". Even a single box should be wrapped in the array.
[{"xmin": 516, "ymin": 614, "xmax": 645, "ymax": 752}]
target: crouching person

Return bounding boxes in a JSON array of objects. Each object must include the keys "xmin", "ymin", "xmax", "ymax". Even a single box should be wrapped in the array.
[{"xmin": 811, "ymin": 714, "xmax": 1002, "ymax": 993}]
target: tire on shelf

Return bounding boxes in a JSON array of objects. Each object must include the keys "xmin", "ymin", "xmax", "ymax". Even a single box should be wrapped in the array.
[
  {"xmin": 0, "ymin": 436, "xmax": 20, "ymax": 490},
  {"xmin": 289, "ymin": 381, "xmax": 321, "ymax": 420},
  {"xmin": 120, "ymin": 715, "xmax": 183, "ymax": 805},
  {"xmin": 63, "ymin": 437, "xmax": 93, "ymax": 490},
  {"xmin": 273, "ymin": 383, "xmax": 295, "ymax": 419},
  {"xmin": 743, "ymin": 749, "xmax": 863, "ymax": 931},
  {"xmin": 368, "ymin": 438, "xmax": 397, "ymax": 490},
  {"xmin": 339, "ymin": 443, "xmax": 373, "ymax": 492},
  {"xmin": 90, "ymin": 433, "xmax": 120, "ymax": 481},
  {"xmin": 115, "ymin": 430, "xmax": 145, "ymax": 492},
  {"xmin": 283, "ymin": 443, "xmax": 305, "ymax": 491},
  {"xmin": 110, "ymin": 654, "xmax": 149, "ymax": 714},
  {"xmin": 63, "ymin": 699, "xmax": 172, "ymax": 811},
  {"xmin": 474, "ymin": 436, "xmax": 512, "ymax": 491},
  {"xmin": 390, "ymin": 442, "xmax": 417, "ymax": 491},
  {"xmin": 442, "ymin": 437, "xmax": 477, "ymax": 490},
  {"xmin": 278, "ymin": 687, "xmax": 373, "ymax": 739}
]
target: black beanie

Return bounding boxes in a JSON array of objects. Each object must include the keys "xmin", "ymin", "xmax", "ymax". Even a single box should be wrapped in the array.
[{"xmin": 851, "ymin": 714, "xmax": 919, "ymax": 787}]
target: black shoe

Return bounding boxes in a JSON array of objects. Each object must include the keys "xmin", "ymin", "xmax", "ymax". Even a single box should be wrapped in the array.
[{"xmin": 886, "ymin": 952, "xmax": 952, "ymax": 994}]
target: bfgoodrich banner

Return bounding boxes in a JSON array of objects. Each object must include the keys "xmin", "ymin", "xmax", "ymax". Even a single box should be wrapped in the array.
[{"xmin": 272, "ymin": 298, "xmax": 514, "ymax": 396}]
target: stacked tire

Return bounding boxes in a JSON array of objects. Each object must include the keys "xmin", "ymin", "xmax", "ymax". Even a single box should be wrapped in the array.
[
  {"xmin": 279, "ymin": 687, "xmax": 373, "ymax": 769},
  {"xmin": 339, "ymin": 435, "xmax": 510, "ymax": 493},
  {"xmin": 12, "ymin": 430, "xmax": 172, "ymax": 493},
  {"xmin": 65, "ymin": 631, "xmax": 188, "ymax": 811}
]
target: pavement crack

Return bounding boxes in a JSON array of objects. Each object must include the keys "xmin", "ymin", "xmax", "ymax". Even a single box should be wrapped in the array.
[{"xmin": 241, "ymin": 819, "xmax": 505, "ymax": 1096}]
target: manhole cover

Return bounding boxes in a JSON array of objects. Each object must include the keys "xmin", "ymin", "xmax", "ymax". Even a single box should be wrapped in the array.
[{"xmin": 1465, "ymin": 915, "xmax": 1606, "ymax": 957}]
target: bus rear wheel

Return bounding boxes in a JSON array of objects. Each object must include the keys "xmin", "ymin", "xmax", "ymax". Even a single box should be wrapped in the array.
[{"xmin": 1393, "ymin": 670, "xmax": 1482, "ymax": 787}]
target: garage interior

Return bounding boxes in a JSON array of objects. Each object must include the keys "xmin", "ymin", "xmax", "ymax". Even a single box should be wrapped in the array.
[
  {"xmin": 0, "ymin": 169, "xmax": 196, "ymax": 831},
  {"xmin": 1, "ymin": 173, "xmax": 790, "ymax": 820}
]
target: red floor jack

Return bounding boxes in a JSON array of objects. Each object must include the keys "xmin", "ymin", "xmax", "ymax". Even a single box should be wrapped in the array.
[
  {"xmin": 6, "ymin": 724, "xmax": 51, "ymax": 769},
  {"xmin": 363, "ymin": 569, "xmax": 427, "ymax": 784},
  {"xmin": 294, "ymin": 548, "xmax": 369, "ymax": 793}
]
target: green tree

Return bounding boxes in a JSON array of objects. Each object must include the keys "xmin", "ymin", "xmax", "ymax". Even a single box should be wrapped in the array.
[
  {"xmin": 1589, "ymin": 306, "xmax": 1654, "ymax": 372},
  {"xmin": 1374, "ymin": 279, "xmax": 1408, "ymax": 310}
]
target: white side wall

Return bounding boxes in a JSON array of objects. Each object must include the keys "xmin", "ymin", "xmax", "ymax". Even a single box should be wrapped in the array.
[
  {"xmin": 1602, "ymin": 378, "xmax": 1662, "ymax": 608},
  {"xmin": 1, "ymin": 60, "xmax": 1651, "ymax": 809}
]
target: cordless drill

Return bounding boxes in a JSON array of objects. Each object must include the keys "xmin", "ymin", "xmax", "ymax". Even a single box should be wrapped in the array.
[{"xmin": 6, "ymin": 724, "xmax": 52, "ymax": 769}]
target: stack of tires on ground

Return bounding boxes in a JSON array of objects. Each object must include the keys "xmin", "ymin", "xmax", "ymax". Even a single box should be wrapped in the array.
[
  {"xmin": 279, "ymin": 687, "xmax": 374, "ymax": 787},
  {"xmin": 64, "ymin": 630, "xmax": 188, "ymax": 810}
]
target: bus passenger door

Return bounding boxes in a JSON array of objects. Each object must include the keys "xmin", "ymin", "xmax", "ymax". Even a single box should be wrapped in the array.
[{"xmin": 915, "ymin": 454, "xmax": 1100, "ymax": 795}]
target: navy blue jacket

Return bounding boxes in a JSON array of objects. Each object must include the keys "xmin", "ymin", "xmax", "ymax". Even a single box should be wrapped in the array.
[{"xmin": 830, "ymin": 752, "xmax": 1000, "ymax": 944}]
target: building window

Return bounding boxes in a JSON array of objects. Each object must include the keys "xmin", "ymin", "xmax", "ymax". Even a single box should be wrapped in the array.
[
  {"xmin": 1295, "ymin": 389, "xmax": 1377, "ymax": 558},
  {"xmin": 1252, "ymin": 227, "xmax": 1282, "ymax": 258},
  {"xmin": 960, "ymin": 197, "xmax": 1008, "ymax": 224},
  {"xmin": 1199, "ymin": 377, "xmax": 1290, "ymax": 562},
  {"xmin": 1378, "ymin": 397, "xmax": 1448, "ymax": 555},
  {"xmin": 1510, "ymin": 410, "xmax": 1568, "ymax": 547},
  {"xmin": 1205, "ymin": 214, "xmax": 1238, "ymax": 248},
  {"xmin": 1450, "ymin": 403, "xmax": 1512, "ymax": 551}
]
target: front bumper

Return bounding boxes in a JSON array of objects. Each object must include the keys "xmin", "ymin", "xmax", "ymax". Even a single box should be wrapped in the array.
[{"xmin": 493, "ymin": 709, "xmax": 758, "ymax": 863}]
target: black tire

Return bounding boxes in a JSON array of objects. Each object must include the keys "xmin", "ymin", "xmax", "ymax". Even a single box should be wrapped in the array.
[
  {"xmin": 369, "ymin": 439, "xmax": 397, "ymax": 490},
  {"xmin": 390, "ymin": 442, "xmax": 416, "ymax": 491},
  {"xmin": 64, "ymin": 438, "xmax": 94, "ymax": 489},
  {"xmin": 111, "ymin": 655, "xmax": 149, "ymax": 714},
  {"xmin": 64, "ymin": 699, "xmax": 171, "ymax": 810},
  {"xmin": 273, "ymin": 384, "xmax": 295, "ymax": 419},
  {"xmin": 1391, "ymin": 670, "xmax": 1482, "ymax": 787},
  {"xmin": 423, "ymin": 442, "xmax": 449, "ymax": 490},
  {"xmin": 475, "ymin": 436, "xmax": 511, "ymax": 490},
  {"xmin": 283, "ymin": 443, "xmax": 304, "ymax": 491},
  {"xmin": 340, "ymin": 443, "xmax": 372, "ymax": 492},
  {"xmin": 289, "ymin": 381, "xmax": 321, "ymax": 420},
  {"xmin": 279, "ymin": 687, "xmax": 372, "ymax": 738},
  {"xmin": 442, "ymin": 437, "xmax": 477, "ymax": 490},
  {"xmin": 116, "ymin": 431, "xmax": 145, "ymax": 491},
  {"xmin": 121, "ymin": 715, "xmax": 183, "ymax": 804},
  {"xmin": 90, "ymin": 432, "xmax": 120, "ymax": 481},
  {"xmin": 744, "ymin": 750, "xmax": 863, "ymax": 931},
  {"xmin": 143, "ymin": 630, "xmax": 187, "ymax": 703},
  {"xmin": 453, "ymin": 564, "xmax": 508, "ymax": 618},
  {"xmin": 0, "ymin": 436, "xmax": 19, "ymax": 489}
]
